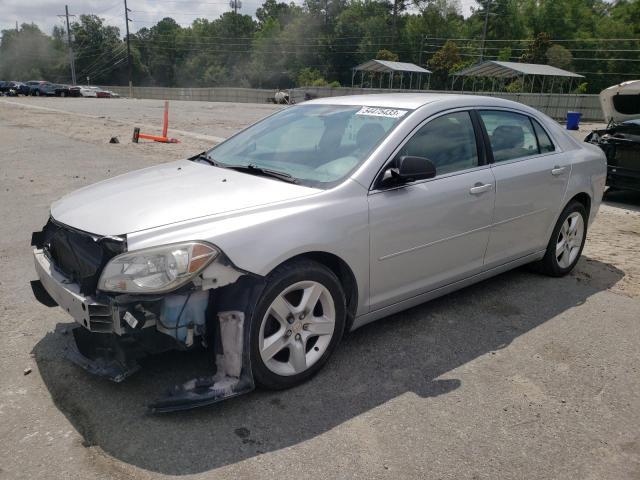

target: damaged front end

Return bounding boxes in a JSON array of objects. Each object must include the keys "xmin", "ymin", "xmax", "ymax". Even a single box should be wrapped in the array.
[
  {"xmin": 586, "ymin": 119, "xmax": 640, "ymax": 192},
  {"xmin": 32, "ymin": 218, "xmax": 264, "ymax": 412}
]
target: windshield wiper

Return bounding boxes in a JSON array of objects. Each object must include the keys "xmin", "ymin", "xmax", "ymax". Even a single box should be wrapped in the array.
[
  {"xmin": 190, "ymin": 151, "xmax": 224, "ymax": 167},
  {"xmin": 226, "ymin": 164, "xmax": 298, "ymax": 184}
]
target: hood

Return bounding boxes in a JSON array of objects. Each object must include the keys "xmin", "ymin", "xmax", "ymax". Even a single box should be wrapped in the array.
[
  {"xmin": 51, "ymin": 160, "xmax": 320, "ymax": 236},
  {"xmin": 599, "ymin": 80, "xmax": 640, "ymax": 123}
]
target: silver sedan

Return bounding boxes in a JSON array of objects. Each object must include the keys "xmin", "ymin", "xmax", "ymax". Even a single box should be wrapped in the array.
[{"xmin": 32, "ymin": 94, "xmax": 607, "ymax": 410}]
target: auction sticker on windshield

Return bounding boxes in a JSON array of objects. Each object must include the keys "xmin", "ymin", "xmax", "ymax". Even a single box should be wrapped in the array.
[{"xmin": 356, "ymin": 106, "xmax": 408, "ymax": 119}]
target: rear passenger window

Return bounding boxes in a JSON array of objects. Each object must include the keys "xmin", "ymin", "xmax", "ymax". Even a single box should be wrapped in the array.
[
  {"xmin": 400, "ymin": 111, "xmax": 479, "ymax": 176},
  {"xmin": 532, "ymin": 119, "xmax": 555, "ymax": 153},
  {"xmin": 479, "ymin": 111, "xmax": 538, "ymax": 162}
]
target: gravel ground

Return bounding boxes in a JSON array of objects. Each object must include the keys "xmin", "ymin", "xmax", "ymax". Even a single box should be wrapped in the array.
[{"xmin": 1, "ymin": 97, "xmax": 639, "ymax": 480}]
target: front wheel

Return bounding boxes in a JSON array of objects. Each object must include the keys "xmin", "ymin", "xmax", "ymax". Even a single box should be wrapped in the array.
[
  {"xmin": 250, "ymin": 260, "xmax": 346, "ymax": 390},
  {"xmin": 535, "ymin": 201, "xmax": 587, "ymax": 277}
]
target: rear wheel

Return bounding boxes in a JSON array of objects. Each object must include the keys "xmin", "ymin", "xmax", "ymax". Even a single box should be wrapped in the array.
[
  {"xmin": 535, "ymin": 201, "xmax": 587, "ymax": 277},
  {"xmin": 250, "ymin": 260, "xmax": 346, "ymax": 390}
]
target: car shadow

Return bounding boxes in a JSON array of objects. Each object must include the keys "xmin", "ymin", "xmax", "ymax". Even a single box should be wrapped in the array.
[{"xmin": 32, "ymin": 257, "xmax": 624, "ymax": 475}]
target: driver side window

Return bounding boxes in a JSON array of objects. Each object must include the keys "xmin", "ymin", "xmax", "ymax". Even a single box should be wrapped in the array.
[{"xmin": 400, "ymin": 111, "xmax": 479, "ymax": 176}]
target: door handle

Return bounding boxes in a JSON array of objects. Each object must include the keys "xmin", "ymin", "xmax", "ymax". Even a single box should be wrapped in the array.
[
  {"xmin": 469, "ymin": 183, "xmax": 493, "ymax": 195},
  {"xmin": 551, "ymin": 166, "xmax": 567, "ymax": 176}
]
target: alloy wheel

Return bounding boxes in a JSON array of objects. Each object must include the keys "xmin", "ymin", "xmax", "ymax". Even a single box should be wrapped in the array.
[
  {"xmin": 556, "ymin": 212, "xmax": 584, "ymax": 269},
  {"xmin": 259, "ymin": 280, "xmax": 336, "ymax": 376}
]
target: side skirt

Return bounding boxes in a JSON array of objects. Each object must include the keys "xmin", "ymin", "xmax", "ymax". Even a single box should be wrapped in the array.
[{"xmin": 351, "ymin": 250, "xmax": 545, "ymax": 330}]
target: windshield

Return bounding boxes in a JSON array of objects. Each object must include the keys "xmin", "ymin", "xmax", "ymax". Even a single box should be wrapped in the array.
[{"xmin": 207, "ymin": 104, "xmax": 410, "ymax": 187}]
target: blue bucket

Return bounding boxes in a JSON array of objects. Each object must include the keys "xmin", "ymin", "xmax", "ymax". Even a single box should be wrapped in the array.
[{"xmin": 566, "ymin": 111, "xmax": 582, "ymax": 130}]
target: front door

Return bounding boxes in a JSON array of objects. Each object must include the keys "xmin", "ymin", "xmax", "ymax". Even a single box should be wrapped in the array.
[{"xmin": 368, "ymin": 110, "xmax": 496, "ymax": 311}]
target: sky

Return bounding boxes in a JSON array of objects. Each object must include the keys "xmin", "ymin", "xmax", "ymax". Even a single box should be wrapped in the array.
[{"xmin": 0, "ymin": 0, "xmax": 478, "ymax": 36}]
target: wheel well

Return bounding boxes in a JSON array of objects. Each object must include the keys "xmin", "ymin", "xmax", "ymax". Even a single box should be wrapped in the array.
[
  {"xmin": 569, "ymin": 192, "xmax": 591, "ymax": 216},
  {"xmin": 281, "ymin": 252, "xmax": 358, "ymax": 330}
]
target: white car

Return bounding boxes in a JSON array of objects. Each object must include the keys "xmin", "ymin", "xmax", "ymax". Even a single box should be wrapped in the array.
[
  {"xmin": 32, "ymin": 94, "xmax": 607, "ymax": 411},
  {"xmin": 78, "ymin": 86, "xmax": 98, "ymax": 97}
]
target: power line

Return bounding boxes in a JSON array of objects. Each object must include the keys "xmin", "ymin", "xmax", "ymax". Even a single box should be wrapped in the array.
[
  {"xmin": 83, "ymin": 53, "xmax": 128, "ymax": 79},
  {"xmin": 87, "ymin": 56, "xmax": 128, "ymax": 81},
  {"xmin": 421, "ymin": 48, "xmax": 640, "ymax": 62},
  {"xmin": 424, "ymin": 36, "xmax": 640, "ymax": 43},
  {"xmin": 78, "ymin": 45, "xmax": 127, "ymax": 77}
]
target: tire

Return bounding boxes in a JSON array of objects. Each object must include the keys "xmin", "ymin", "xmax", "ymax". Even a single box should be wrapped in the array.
[
  {"xmin": 250, "ymin": 259, "xmax": 346, "ymax": 390},
  {"xmin": 535, "ymin": 201, "xmax": 588, "ymax": 277}
]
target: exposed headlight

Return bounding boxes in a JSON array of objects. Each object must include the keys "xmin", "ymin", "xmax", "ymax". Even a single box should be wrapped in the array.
[{"xmin": 98, "ymin": 241, "xmax": 219, "ymax": 293}]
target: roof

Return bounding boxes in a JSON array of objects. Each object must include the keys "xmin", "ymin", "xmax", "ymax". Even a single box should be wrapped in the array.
[
  {"xmin": 305, "ymin": 92, "xmax": 525, "ymax": 110},
  {"xmin": 454, "ymin": 60, "xmax": 584, "ymax": 79},
  {"xmin": 353, "ymin": 59, "xmax": 432, "ymax": 74}
]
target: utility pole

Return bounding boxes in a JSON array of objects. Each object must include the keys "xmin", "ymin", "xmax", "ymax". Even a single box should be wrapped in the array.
[
  {"xmin": 58, "ymin": 5, "xmax": 76, "ymax": 84},
  {"xmin": 392, "ymin": 0, "xmax": 399, "ymax": 49},
  {"xmin": 229, "ymin": 0, "xmax": 241, "ymax": 15},
  {"xmin": 124, "ymin": 0, "xmax": 133, "ymax": 98},
  {"xmin": 480, "ymin": 0, "xmax": 492, "ymax": 62}
]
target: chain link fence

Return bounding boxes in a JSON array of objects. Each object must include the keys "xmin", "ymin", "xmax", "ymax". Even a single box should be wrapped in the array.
[{"xmin": 101, "ymin": 85, "xmax": 603, "ymax": 122}]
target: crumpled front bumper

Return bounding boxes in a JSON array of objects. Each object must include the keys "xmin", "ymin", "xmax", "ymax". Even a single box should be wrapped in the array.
[
  {"xmin": 33, "ymin": 248, "xmax": 114, "ymax": 333},
  {"xmin": 33, "ymin": 246, "xmax": 265, "ymax": 412}
]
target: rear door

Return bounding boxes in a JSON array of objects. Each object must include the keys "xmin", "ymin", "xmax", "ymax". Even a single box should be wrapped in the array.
[
  {"xmin": 368, "ymin": 110, "xmax": 496, "ymax": 311},
  {"xmin": 478, "ymin": 109, "xmax": 571, "ymax": 267}
]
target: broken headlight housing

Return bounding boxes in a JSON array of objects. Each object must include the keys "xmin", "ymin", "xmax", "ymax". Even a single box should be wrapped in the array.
[{"xmin": 98, "ymin": 241, "xmax": 219, "ymax": 294}]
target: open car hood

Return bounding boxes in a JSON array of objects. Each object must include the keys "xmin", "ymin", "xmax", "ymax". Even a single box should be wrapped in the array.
[
  {"xmin": 51, "ymin": 159, "xmax": 320, "ymax": 236},
  {"xmin": 599, "ymin": 80, "xmax": 640, "ymax": 123}
]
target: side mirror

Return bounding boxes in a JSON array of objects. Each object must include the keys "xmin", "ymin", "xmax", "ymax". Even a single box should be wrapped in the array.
[{"xmin": 390, "ymin": 155, "xmax": 436, "ymax": 183}]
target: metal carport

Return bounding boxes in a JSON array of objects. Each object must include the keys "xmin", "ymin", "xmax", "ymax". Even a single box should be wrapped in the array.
[
  {"xmin": 351, "ymin": 59, "xmax": 432, "ymax": 90},
  {"xmin": 451, "ymin": 60, "xmax": 584, "ymax": 94}
]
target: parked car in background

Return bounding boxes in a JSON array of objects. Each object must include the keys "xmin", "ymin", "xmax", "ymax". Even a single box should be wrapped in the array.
[
  {"xmin": 90, "ymin": 86, "xmax": 112, "ymax": 98},
  {"xmin": 32, "ymin": 94, "xmax": 607, "ymax": 412},
  {"xmin": 43, "ymin": 83, "xmax": 58, "ymax": 96},
  {"xmin": 1, "ymin": 81, "xmax": 17, "ymax": 96},
  {"xmin": 69, "ymin": 86, "xmax": 82, "ymax": 97},
  {"xmin": 26, "ymin": 80, "xmax": 53, "ymax": 96},
  {"xmin": 585, "ymin": 80, "xmax": 640, "ymax": 193},
  {"xmin": 101, "ymin": 88, "xmax": 120, "ymax": 98},
  {"xmin": 8, "ymin": 81, "xmax": 30, "ymax": 96},
  {"xmin": 52, "ymin": 84, "xmax": 73, "ymax": 97},
  {"xmin": 77, "ymin": 86, "xmax": 97, "ymax": 97}
]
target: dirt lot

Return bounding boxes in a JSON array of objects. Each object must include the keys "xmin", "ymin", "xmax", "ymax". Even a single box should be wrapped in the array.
[{"xmin": 1, "ymin": 97, "xmax": 639, "ymax": 480}]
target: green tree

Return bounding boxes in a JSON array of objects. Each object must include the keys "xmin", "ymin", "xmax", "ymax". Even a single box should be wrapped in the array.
[
  {"xmin": 0, "ymin": 23, "xmax": 66, "ymax": 81},
  {"xmin": 520, "ymin": 32, "xmax": 551, "ymax": 63},
  {"xmin": 497, "ymin": 46, "xmax": 512, "ymax": 61},
  {"xmin": 546, "ymin": 44, "xmax": 573, "ymax": 70},
  {"xmin": 428, "ymin": 40, "xmax": 462, "ymax": 89},
  {"xmin": 376, "ymin": 49, "xmax": 399, "ymax": 61},
  {"xmin": 256, "ymin": 0, "xmax": 302, "ymax": 27},
  {"xmin": 297, "ymin": 67, "xmax": 329, "ymax": 85},
  {"xmin": 71, "ymin": 15, "xmax": 127, "ymax": 84},
  {"xmin": 249, "ymin": 18, "xmax": 291, "ymax": 87}
]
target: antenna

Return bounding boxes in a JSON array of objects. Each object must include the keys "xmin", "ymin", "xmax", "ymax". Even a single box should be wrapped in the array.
[{"xmin": 229, "ymin": 0, "xmax": 242, "ymax": 14}]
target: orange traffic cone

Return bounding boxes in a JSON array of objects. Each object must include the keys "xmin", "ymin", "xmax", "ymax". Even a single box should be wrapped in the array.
[{"xmin": 132, "ymin": 100, "xmax": 180, "ymax": 144}]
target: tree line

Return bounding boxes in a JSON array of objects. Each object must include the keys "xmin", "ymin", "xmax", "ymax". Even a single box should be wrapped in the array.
[{"xmin": 1, "ymin": 0, "xmax": 639, "ymax": 93}]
